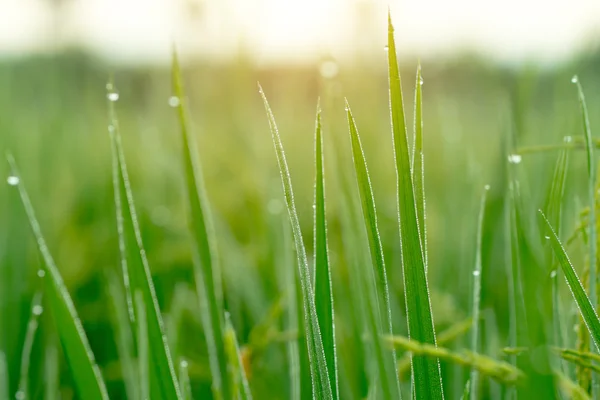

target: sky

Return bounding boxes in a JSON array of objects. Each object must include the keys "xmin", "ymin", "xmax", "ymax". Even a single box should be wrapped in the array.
[{"xmin": 1, "ymin": 0, "xmax": 600, "ymax": 63}]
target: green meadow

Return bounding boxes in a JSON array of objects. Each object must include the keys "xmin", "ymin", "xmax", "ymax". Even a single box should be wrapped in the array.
[{"xmin": 3, "ymin": 16, "xmax": 600, "ymax": 399}]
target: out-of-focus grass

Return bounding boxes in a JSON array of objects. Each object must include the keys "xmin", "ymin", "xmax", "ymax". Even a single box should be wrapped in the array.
[{"xmin": 2, "ymin": 39, "xmax": 600, "ymax": 398}]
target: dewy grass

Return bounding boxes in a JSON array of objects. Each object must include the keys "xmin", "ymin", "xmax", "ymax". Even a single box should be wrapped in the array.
[
  {"xmin": 387, "ymin": 12, "xmax": 443, "ymax": 399},
  {"xmin": 107, "ymin": 81, "xmax": 181, "ymax": 400},
  {"xmin": 412, "ymin": 64, "xmax": 427, "ymax": 268},
  {"xmin": 313, "ymin": 105, "xmax": 338, "ymax": 400},
  {"xmin": 171, "ymin": 51, "xmax": 230, "ymax": 400},
  {"xmin": 135, "ymin": 290, "xmax": 150, "ymax": 400},
  {"xmin": 470, "ymin": 185, "xmax": 489, "ymax": 399},
  {"xmin": 259, "ymin": 84, "xmax": 333, "ymax": 399},
  {"xmin": 6, "ymin": 154, "xmax": 109, "ymax": 400},
  {"xmin": 346, "ymin": 102, "xmax": 402, "ymax": 400}
]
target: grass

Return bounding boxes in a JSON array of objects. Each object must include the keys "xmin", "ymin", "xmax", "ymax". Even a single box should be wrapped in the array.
[{"xmin": 4, "ymin": 13, "xmax": 600, "ymax": 400}]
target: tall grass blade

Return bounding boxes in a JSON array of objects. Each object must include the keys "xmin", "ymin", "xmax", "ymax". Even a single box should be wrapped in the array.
[
  {"xmin": 345, "ymin": 102, "xmax": 401, "ymax": 400},
  {"xmin": 135, "ymin": 290, "xmax": 149, "ymax": 400},
  {"xmin": 224, "ymin": 313, "xmax": 253, "ymax": 400},
  {"xmin": 17, "ymin": 292, "xmax": 42, "ymax": 400},
  {"xmin": 171, "ymin": 51, "xmax": 230, "ymax": 399},
  {"xmin": 313, "ymin": 104, "xmax": 338, "ymax": 400},
  {"xmin": 6, "ymin": 154, "xmax": 108, "ymax": 400},
  {"xmin": 107, "ymin": 82, "xmax": 181, "ymax": 400},
  {"xmin": 470, "ymin": 185, "xmax": 489, "ymax": 399},
  {"xmin": 387, "ymin": 12, "xmax": 443, "ymax": 399},
  {"xmin": 259, "ymin": 84, "xmax": 333, "ymax": 399},
  {"xmin": 574, "ymin": 75, "xmax": 598, "ymax": 393},
  {"xmin": 412, "ymin": 64, "xmax": 427, "ymax": 267},
  {"xmin": 44, "ymin": 342, "xmax": 59, "ymax": 400},
  {"xmin": 541, "ymin": 211, "xmax": 600, "ymax": 349}
]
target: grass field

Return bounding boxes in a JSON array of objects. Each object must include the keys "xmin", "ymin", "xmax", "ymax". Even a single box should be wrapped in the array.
[{"xmin": 2, "ymin": 15, "xmax": 600, "ymax": 399}]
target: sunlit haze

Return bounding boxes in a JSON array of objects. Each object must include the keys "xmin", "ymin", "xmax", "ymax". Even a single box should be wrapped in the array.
[{"xmin": 1, "ymin": 0, "xmax": 600, "ymax": 63}]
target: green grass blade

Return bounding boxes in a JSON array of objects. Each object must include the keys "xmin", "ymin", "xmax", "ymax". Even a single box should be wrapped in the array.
[
  {"xmin": 6, "ymin": 154, "xmax": 108, "ymax": 400},
  {"xmin": 17, "ymin": 292, "xmax": 42, "ymax": 400},
  {"xmin": 171, "ymin": 50, "xmax": 231, "ymax": 400},
  {"xmin": 470, "ymin": 185, "xmax": 489, "ymax": 400},
  {"xmin": 387, "ymin": 12, "xmax": 444, "ymax": 399},
  {"xmin": 345, "ymin": 102, "xmax": 401, "ymax": 400},
  {"xmin": 44, "ymin": 342, "xmax": 59, "ymax": 400},
  {"xmin": 178, "ymin": 360, "xmax": 193, "ymax": 400},
  {"xmin": 541, "ymin": 210, "xmax": 600, "ymax": 349},
  {"xmin": 313, "ymin": 105, "xmax": 338, "ymax": 400},
  {"xmin": 412, "ymin": 64, "xmax": 427, "ymax": 268},
  {"xmin": 107, "ymin": 82, "xmax": 181, "ymax": 400},
  {"xmin": 259, "ymin": 84, "xmax": 333, "ymax": 400},
  {"xmin": 460, "ymin": 380, "xmax": 470, "ymax": 400},
  {"xmin": 135, "ymin": 290, "xmax": 149, "ymax": 400},
  {"xmin": 225, "ymin": 313, "xmax": 253, "ymax": 400},
  {"xmin": 574, "ymin": 75, "xmax": 598, "ymax": 393}
]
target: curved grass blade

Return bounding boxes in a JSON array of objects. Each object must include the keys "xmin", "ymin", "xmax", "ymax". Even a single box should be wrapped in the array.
[
  {"xmin": 574, "ymin": 75, "xmax": 598, "ymax": 393},
  {"xmin": 345, "ymin": 102, "xmax": 401, "ymax": 400},
  {"xmin": 259, "ymin": 84, "xmax": 333, "ymax": 400},
  {"xmin": 470, "ymin": 185, "xmax": 489, "ymax": 400},
  {"xmin": 412, "ymin": 64, "xmax": 427, "ymax": 268},
  {"xmin": 387, "ymin": 12, "xmax": 443, "ymax": 399},
  {"xmin": 107, "ymin": 83, "xmax": 181, "ymax": 400},
  {"xmin": 313, "ymin": 105, "xmax": 338, "ymax": 400},
  {"xmin": 6, "ymin": 154, "xmax": 108, "ymax": 400},
  {"xmin": 17, "ymin": 292, "xmax": 43, "ymax": 400},
  {"xmin": 541, "ymin": 210, "xmax": 600, "ymax": 349},
  {"xmin": 171, "ymin": 52, "xmax": 230, "ymax": 399},
  {"xmin": 224, "ymin": 313, "xmax": 252, "ymax": 400}
]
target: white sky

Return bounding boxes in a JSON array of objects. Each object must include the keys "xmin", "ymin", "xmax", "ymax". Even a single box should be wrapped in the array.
[{"xmin": 1, "ymin": 0, "xmax": 600, "ymax": 63}]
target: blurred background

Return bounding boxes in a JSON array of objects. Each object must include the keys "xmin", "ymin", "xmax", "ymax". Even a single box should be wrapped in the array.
[{"xmin": 2, "ymin": 0, "xmax": 600, "ymax": 398}]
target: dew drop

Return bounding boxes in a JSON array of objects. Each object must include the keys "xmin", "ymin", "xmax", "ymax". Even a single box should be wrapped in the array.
[
  {"xmin": 7, "ymin": 176, "xmax": 19, "ymax": 186},
  {"xmin": 384, "ymin": 45, "xmax": 389, "ymax": 51},
  {"xmin": 564, "ymin": 135, "xmax": 572, "ymax": 143},
  {"xmin": 319, "ymin": 61, "xmax": 339, "ymax": 79},
  {"xmin": 15, "ymin": 391, "xmax": 25, "ymax": 400},
  {"xmin": 571, "ymin": 75, "xmax": 578, "ymax": 84},
  {"xmin": 168, "ymin": 96, "xmax": 180, "ymax": 108},
  {"xmin": 472, "ymin": 270, "xmax": 481, "ymax": 277},
  {"xmin": 544, "ymin": 235, "xmax": 550, "ymax": 240},
  {"xmin": 37, "ymin": 269, "xmax": 46, "ymax": 278},
  {"xmin": 507, "ymin": 154, "xmax": 522, "ymax": 164},
  {"xmin": 419, "ymin": 77, "xmax": 424, "ymax": 86},
  {"xmin": 107, "ymin": 92, "xmax": 120, "ymax": 102},
  {"xmin": 180, "ymin": 360, "xmax": 188, "ymax": 368},
  {"xmin": 484, "ymin": 184, "xmax": 491, "ymax": 190},
  {"xmin": 550, "ymin": 270, "xmax": 557, "ymax": 278},
  {"xmin": 32, "ymin": 305, "xmax": 43, "ymax": 316}
]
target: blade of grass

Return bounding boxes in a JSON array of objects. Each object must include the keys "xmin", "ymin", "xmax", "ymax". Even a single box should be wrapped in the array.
[
  {"xmin": 259, "ymin": 84, "xmax": 333, "ymax": 399},
  {"xmin": 44, "ymin": 340, "xmax": 59, "ymax": 400},
  {"xmin": 107, "ymin": 82, "xmax": 181, "ymax": 400},
  {"xmin": 6, "ymin": 154, "xmax": 108, "ymax": 400},
  {"xmin": 224, "ymin": 313, "xmax": 253, "ymax": 400},
  {"xmin": 387, "ymin": 12, "xmax": 443, "ymax": 399},
  {"xmin": 345, "ymin": 102, "xmax": 401, "ymax": 400},
  {"xmin": 574, "ymin": 75, "xmax": 598, "ymax": 393},
  {"xmin": 171, "ymin": 50, "xmax": 230, "ymax": 400},
  {"xmin": 17, "ymin": 292, "xmax": 43, "ymax": 400},
  {"xmin": 411, "ymin": 64, "xmax": 427, "ymax": 268},
  {"xmin": 313, "ymin": 104, "xmax": 338, "ymax": 400},
  {"xmin": 470, "ymin": 185, "xmax": 489, "ymax": 399},
  {"xmin": 135, "ymin": 290, "xmax": 149, "ymax": 400},
  {"xmin": 179, "ymin": 360, "xmax": 192, "ymax": 400},
  {"xmin": 541, "ymin": 210, "xmax": 600, "ymax": 349}
]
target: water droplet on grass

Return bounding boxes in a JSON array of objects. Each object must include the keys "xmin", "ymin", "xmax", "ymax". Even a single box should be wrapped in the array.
[
  {"xmin": 180, "ymin": 360, "xmax": 188, "ymax": 368},
  {"xmin": 32, "ymin": 305, "xmax": 43, "ymax": 316},
  {"xmin": 484, "ymin": 184, "xmax": 490, "ymax": 190},
  {"xmin": 473, "ymin": 270, "xmax": 480, "ymax": 277},
  {"xmin": 107, "ymin": 92, "xmax": 119, "ymax": 102},
  {"xmin": 550, "ymin": 270, "xmax": 557, "ymax": 278},
  {"xmin": 168, "ymin": 96, "xmax": 180, "ymax": 107},
  {"xmin": 508, "ymin": 154, "xmax": 522, "ymax": 164},
  {"xmin": 15, "ymin": 391, "xmax": 25, "ymax": 400},
  {"xmin": 384, "ymin": 45, "xmax": 389, "ymax": 51},
  {"xmin": 37, "ymin": 269, "xmax": 45, "ymax": 278},
  {"xmin": 7, "ymin": 176, "xmax": 19, "ymax": 186},
  {"xmin": 571, "ymin": 75, "xmax": 578, "ymax": 83},
  {"xmin": 564, "ymin": 136, "xmax": 572, "ymax": 143}
]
